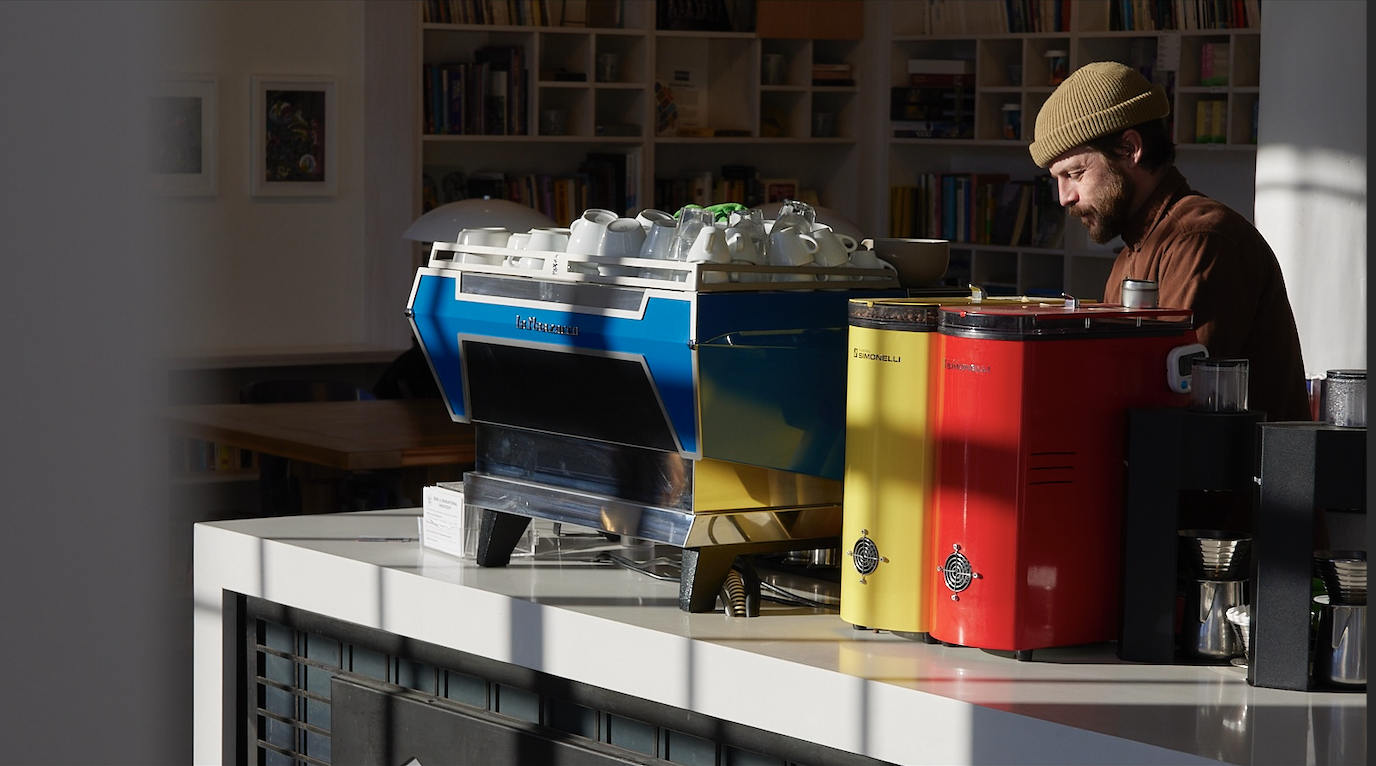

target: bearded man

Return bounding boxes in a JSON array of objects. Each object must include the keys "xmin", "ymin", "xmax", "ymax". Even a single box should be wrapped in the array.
[{"xmin": 1030, "ymin": 61, "xmax": 1310, "ymax": 423}]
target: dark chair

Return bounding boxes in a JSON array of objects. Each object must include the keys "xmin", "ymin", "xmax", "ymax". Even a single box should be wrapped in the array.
[
  {"xmin": 240, "ymin": 379, "xmax": 387, "ymax": 515},
  {"xmin": 371, "ymin": 339, "xmax": 442, "ymax": 400}
]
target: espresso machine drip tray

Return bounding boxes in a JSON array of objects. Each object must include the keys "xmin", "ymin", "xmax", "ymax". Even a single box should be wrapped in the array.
[
  {"xmin": 466, "ymin": 471, "xmax": 843, "ymax": 611},
  {"xmin": 466, "ymin": 474, "xmax": 841, "ymax": 551}
]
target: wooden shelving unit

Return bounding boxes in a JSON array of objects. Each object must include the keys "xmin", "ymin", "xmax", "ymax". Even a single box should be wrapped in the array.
[
  {"xmin": 409, "ymin": 0, "xmax": 1262, "ymax": 298},
  {"xmin": 878, "ymin": 0, "xmax": 1262, "ymax": 298}
]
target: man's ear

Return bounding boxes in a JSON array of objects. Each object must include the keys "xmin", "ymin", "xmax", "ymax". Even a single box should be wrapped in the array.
[{"xmin": 1122, "ymin": 129, "xmax": 1145, "ymax": 166}]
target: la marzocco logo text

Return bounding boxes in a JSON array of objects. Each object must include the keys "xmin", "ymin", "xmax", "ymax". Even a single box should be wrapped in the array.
[
  {"xmin": 944, "ymin": 359, "xmax": 991, "ymax": 374},
  {"xmin": 853, "ymin": 347, "xmax": 901, "ymax": 363},
  {"xmin": 515, "ymin": 315, "xmax": 579, "ymax": 336}
]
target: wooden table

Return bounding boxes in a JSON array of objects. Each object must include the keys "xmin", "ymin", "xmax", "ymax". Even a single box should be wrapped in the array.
[{"xmin": 165, "ymin": 399, "xmax": 475, "ymax": 513}]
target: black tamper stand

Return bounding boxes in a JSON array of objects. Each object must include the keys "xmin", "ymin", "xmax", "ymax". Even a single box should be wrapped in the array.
[
  {"xmin": 1120, "ymin": 408, "xmax": 1266, "ymax": 663},
  {"xmin": 1250, "ymin": 422, "xmax": 1366, "ymax": 690}
]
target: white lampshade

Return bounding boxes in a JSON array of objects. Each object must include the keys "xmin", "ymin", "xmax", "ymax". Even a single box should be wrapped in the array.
[
  {"xmin": 749, "ymin": 202, "xmax": 867, "ymax": 241},
  {"xmin": 403, "ymin": 197, "xmax": 558, "ymax": 243}
]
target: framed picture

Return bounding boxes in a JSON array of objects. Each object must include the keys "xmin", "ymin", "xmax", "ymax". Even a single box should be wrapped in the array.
[
  {"xmin": 763, "ymin": 178, "xmax": 800, "ymax": 204},
  {"xmin": 149, "ymin": 75, "xmax": 218, "ymax": 196},
  {"xmin": 250, "ymin": 75, "xmax": 337, "ymax": 196}
]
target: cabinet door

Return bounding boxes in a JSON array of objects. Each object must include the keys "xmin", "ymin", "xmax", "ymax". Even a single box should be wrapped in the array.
[{"xmin": 332, "ymin": 676, "xmax": 634, "ymax": 766}]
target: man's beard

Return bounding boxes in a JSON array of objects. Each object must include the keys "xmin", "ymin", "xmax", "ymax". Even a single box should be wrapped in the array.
[{"xmin": 1068, "ymin": 160, "xmax": 1134, "ymax": 244}]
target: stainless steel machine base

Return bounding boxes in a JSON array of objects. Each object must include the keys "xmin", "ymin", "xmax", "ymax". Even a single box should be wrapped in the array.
[{"xmin": 465, "ymin": 472, "xmax": 842, "ymax": 613}]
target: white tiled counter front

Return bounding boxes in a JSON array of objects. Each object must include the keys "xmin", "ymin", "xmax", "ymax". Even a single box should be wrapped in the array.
[{"xmin": 193, "ymin": 510, "xmax": 1366, "ymax": 766}]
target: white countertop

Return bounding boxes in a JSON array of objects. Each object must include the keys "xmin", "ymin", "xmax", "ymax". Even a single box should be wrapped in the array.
[{"xmin": 193, "ymin": 509, "xmax": 1366, "ymax": 766}]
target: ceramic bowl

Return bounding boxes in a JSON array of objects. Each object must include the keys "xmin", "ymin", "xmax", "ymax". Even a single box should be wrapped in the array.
[{"xmin": 864, "ymin": 238, "xmax": 950, "ymax": 288}]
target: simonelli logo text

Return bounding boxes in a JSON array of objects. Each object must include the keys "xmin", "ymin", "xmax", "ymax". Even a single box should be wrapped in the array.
[
  {"xmin": 853, "ymin": 347, "xmax": 901, "ymax": 363},
  {"xmin": 515, "ymin": 314, "xmax": 580, "ymax": 336},
  {"xmin": 944, "ymin": 359, "xmax": 991, "ymax": 374}
]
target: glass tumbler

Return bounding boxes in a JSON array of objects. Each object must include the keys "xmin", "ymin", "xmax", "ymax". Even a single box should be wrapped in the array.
[{"xmin": 1191, "ymin": 358, "xmax": 1249, "ymax": 412}]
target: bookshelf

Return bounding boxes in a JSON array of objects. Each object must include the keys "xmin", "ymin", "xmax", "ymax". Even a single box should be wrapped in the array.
[
  {"xmin": 419, "ymin": 5, "xmax": 653, "ymax": 224},
  {"xmin": 878, "ymin": 0, "xmax": 1263, "ymax": 299},
  {"xmin": 416, "ymin": 1, "xmax": 865, "ymax": 229},
  {"xmin": 410, "ymin": 0, "xmax": 1262, "ymax": 299}
]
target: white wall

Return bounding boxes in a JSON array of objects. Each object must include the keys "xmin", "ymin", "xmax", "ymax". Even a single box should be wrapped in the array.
[
  {"xmin": 154, "ymin": 1, "xmax": 378, "ymax": 353},
  {"xmin": 1256, "ymin": 0, "xmax": 1367, "ymax": 376}
]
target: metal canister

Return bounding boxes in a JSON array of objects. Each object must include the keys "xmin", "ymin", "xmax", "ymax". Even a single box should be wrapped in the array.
[
  {"xmin": 1122, "ymin": 278, "xmax": 1159, "ymax": 308},
  {"xmin": 1313, "ymin": 596, "xmax": 1367, "ymax": 688}
]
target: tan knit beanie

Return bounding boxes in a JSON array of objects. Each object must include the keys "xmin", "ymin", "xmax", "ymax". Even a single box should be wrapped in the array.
[{"xmin": 1029, "ymin": 61, "xmax": 1169, "ymax": 167}]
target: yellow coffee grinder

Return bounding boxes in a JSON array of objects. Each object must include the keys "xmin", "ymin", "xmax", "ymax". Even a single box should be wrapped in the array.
[{"xmin": 840, "ymin": 294, "xmax": 957, "ymax": 638}]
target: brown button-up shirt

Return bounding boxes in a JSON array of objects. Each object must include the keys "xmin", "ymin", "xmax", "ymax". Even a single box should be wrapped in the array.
[{"xmin": 1103, "ymin": 167, "xmax": 1310, "ymax": 421}]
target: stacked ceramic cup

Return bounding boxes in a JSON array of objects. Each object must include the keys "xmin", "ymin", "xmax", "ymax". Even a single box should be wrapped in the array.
[
  {"xmin": 761, "ymin": 199, "xmax": 884, "ymax": 283},
  {"xmin": 565, "ymin": 208, "xmax": 645, "ymax": 276},
  {"xmin": 495, "ymin": 202, "xmax": 902, "ymax": 286}
]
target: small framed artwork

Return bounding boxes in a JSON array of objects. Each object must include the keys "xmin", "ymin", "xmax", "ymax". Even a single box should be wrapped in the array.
[
  {"xmin": 149, "ymin": 75, "xmax": 218, "ymax": 196},
  {"xmin": 250, "ymin": 75, "xmax": 337, "ymax": 196},
  {"xmin": 763, "ymin": 178, "xmax": 800, "ymax": 204}
]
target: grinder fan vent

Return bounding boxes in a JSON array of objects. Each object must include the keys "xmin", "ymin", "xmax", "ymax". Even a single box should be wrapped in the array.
[
  {"xmin": 850, "ymin": 536, "xmax": 880, "ymax": 576},
  {"xmin": 940, "ymin": 545, "xmax": 977, "ymax": 593}
]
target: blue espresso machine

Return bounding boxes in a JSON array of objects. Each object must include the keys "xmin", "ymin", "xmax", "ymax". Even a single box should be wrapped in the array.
[{"xmin": 407, "ymin": 241, "xmax": 903, "ymax": 612}]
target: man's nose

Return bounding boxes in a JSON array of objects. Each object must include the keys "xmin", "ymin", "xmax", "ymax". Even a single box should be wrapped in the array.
[{"xmin": 1057, "ymin": 178, "xmax": 1077, "ymax": 207}]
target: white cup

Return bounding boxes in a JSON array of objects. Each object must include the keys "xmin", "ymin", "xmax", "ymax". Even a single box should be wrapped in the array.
[
  {"xmin": 597, "ymin": 217, "xmax": 648, "ymax": 276},
  {"xmin": 457, "ymin": 227, "xmax": 510, "ymax": 265},
  {"xmin": 636, "ymin": 208, "xmax": 676, "ymax": 231},
  {"xmin": 724, "ymin": 227, "xmax": 764, "ymax": 283},
  {"xmin": 687, "ymin": 226, "xmax": 731, "ymax": 284},
  {"xmin": 687, "ymin": 226, "xmax": 731, "ymax": 262},
  {"xmin": 848, "ymin": 247, "xmax": 900, "ymax": 280},
  {"xmin": 809, "ymin": 227, "xmax": 857, "ymax": 268},
  {"xmin": 502, "ymin": 232, "xmax": 531, "ymax": 267},
  {"xmin": 567, "ymin": 208, "xmax": 618, "ymax": 256},
  {"xmin": 768, "ymin": 226, "xmax": 818, "ymax": 267},
  {"xmin": 518, "ymin": 227, "xmax": 570, "ymax": 269},
  {"xmin": 527, "ymin": 227, "xmax": 570, "ymax": 252},
  {"xmin": 848, "ymin": 247, "xmax": 882, "ymax": 268},
  {"xmin": 458, "ymin": 226, "xmax": 510, "ymax": 244},
  {"xmin": 598, "ymin": 217, "xmax": 647, "ymax": 258},
  {"xmin": 768, "ymin": 226, "xmax": 819, "ymax": 282},
  {"xmin": 725, "ymin": 227, "xmax": 763, "ymax": 265}
]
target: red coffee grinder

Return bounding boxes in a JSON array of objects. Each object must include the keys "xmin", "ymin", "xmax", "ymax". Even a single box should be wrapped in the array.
[{"xmin": 929, "ymin": 301, "xmax": 1204, "ymax": 659}]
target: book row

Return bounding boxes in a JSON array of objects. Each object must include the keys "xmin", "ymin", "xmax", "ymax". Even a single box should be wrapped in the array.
[
  {"xmin": 423, "ymin": 149, "xmax": 641, "ymax": 226},
  {"xmin": 652, "ymin": 165, "xmax": 788, "ymax": 214},
  {"xmin": 1194, "ymin": 99, "xmax": 1228, "ymax": 144},
  {"xmin": 915, "ymin": 0, "xmax": 1073, "ymax": 35},
  {"xmin": 888, "ymin": 174, "xmax": 1064, "ymax": 250},
  {"xmin": 424, "ymin": 46, "xmax": 527, "ymax": 136},
  {"xmin": 422, "ymin": 0, "xmax": 623, "ymax": 28},
  {"xmin": 906, "ymin": 0, "xmax": 1258, "ymax": 34},
  {"xmin": 1111, "ymin": 0, "xmax": 1261, "ymax": 31}
]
